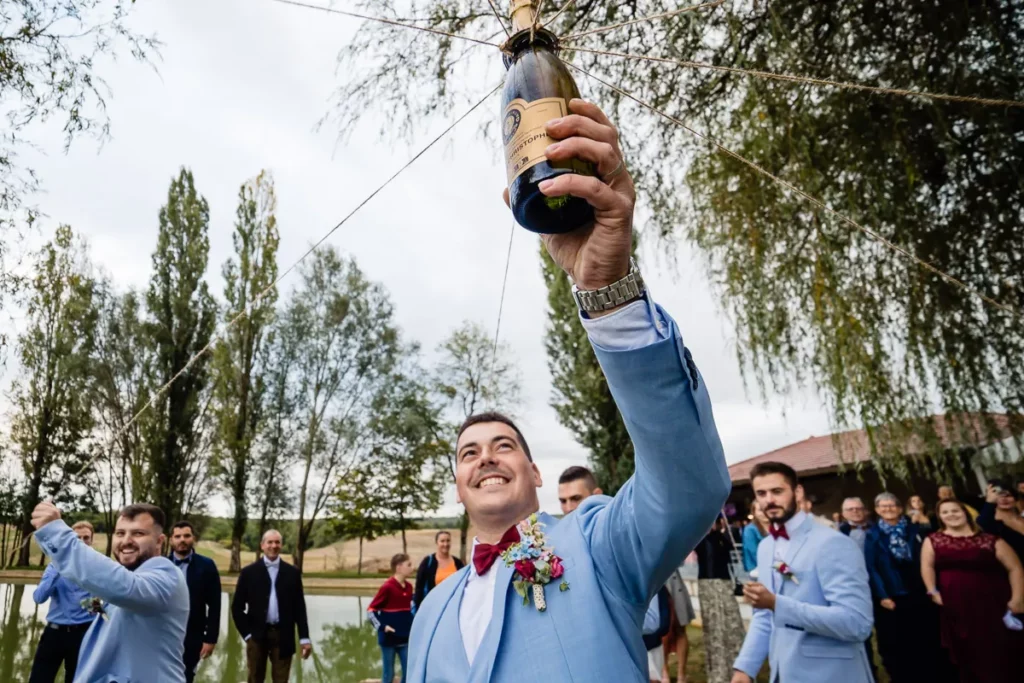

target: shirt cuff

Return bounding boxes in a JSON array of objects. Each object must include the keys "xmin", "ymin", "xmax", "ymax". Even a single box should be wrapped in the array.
[
  {"xmin": 580, "ymin": 294, "xmax": 668, "ymax": 351},
  {"xmin": 243, "ymin": 634, "xmax": 251, "ymax": 642},
  {"xmin": 299, "ymin": 638, "xmax": 311, "ymax": 646}
]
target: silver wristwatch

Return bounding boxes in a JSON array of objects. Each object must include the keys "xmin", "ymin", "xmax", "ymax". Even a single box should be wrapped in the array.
[{"xmin": 572, "ymin": 258, "xmax": 646, "ymax": 313}]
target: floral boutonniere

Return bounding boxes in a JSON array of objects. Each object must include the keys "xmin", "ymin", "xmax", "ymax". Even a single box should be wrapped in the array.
[
  {"xmin": 500, "ymin": 514, "xmax": 569, "ymax": 611},
  {"xmin": 772, "ymin": 561, "xmax": 799, "ymax": 585},
  {"xmin": 80, "ymin": 596, "xmax": 108, "ymax": 620}
]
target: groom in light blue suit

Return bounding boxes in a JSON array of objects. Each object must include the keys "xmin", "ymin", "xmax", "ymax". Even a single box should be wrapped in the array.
[
  {"xmin": 31, "ymin": 501, "xmax": 190, "ymax": 683},
  {"xmin": 732, "ymin": 462, "xmax": 874, "ymax": 683},
  {"xmin": 406, "ymin": 98, "xmax": 731, "ymax": 683}
]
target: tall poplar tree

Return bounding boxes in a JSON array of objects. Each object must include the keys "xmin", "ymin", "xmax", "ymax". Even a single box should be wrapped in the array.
[
  {"xmin": 539, "ymin": 245, "xmax": 636, "ymax": 495},
  {"xmin": 11, "ymin": 225, "xmax": 98, "ymax": 565},
  {"xmin": 212, "ymin": 171, "xmax": 280, "ymax": 572},
  {"xmin": 144, "ymin": 168, "xmax": 217, "ymax": 525}
]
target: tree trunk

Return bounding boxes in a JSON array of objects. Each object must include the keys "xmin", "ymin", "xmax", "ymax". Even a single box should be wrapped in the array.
[
  {"xmin": 400, "ymin": 511, "xmax": 407, "ymax": 555},
  {"xmin": 295, "ymin": 522, "xmax": 308, "ymax": 573},
  {"xmin": 7, "ymin": 528, "xmax": 23, "ymax": 568},
  {"xmin": 357, "ymin": 536, "xmax": 363, "ymax": 576},
  {"xmin": 698, "ymin": 578, "xmax": 746, "ymax": 683},
  {"xmin": 0, "ymin": 523, "xmax": 8, "ymax": 568},
  {"xmin": 458, "ymin": 511, "xmax": 469, "ymax": 564}
]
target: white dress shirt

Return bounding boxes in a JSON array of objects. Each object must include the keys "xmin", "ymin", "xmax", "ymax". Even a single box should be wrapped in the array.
[
  {"xmin": 244, "ymin": 556, "xmax": 311, "ymax": 646},
  {"xmin": 265, "ymin": 557, "xmax": 281, "ymax": 624},
  {"xmin": 769, "ymin": 510, "xmax": 808, "ymax": 593},
  {"xmin": 458, "ymin": 294, "xmax": 664, "ymax": 664}
]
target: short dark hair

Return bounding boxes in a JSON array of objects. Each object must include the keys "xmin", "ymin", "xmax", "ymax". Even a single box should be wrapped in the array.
[
  {"xmin": 390, "ymin": 553, "xmax": 410, "ymax": 573},
  {"xmin": 171, "ymin": 520, "xmax": 195, "ymax": 534},
  {"xmin": 435, "ymin": 530, "xmax": 451, "ymax": 542},
  {"xmin": 749, "ymin": 462, "xmax": 798, "ymax": 490},
  {"xmin": 456, "ymin": 411, "xmax": 532, "ymax": 462},
  {"xmin": 558, "ymin": 465, "xmax": 597, "ymax": 491},
  {"xmin": 118, "ymin": 503, "xmax": 166, "ymax": 532}
]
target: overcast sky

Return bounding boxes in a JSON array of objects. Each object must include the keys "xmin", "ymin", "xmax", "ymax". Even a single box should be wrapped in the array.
[{"xmin": 4, "ymin": 0, "xmax": 834, "ymax": 517}]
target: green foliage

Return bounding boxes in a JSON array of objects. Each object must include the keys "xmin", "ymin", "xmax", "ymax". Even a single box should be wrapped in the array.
[
  {"xmin": 10, "ymin": 225, "xmax": 99, "ymax": 564},
  {"xmin": 327, "ymin": 0, "xmax": 1024, "ymax": 480},
  {"xmin": 0, "ymin": 1, "xmax": 157, "ymax": 354},
  {"xmin": 211, "ymin": 170, "xmax": 281, "ymax": 572},
  {"xmin": 284, "ymin": 246, "xmax": 406, "ymax": 570},
  {"xmin": 433, "ymin": 320, "xmax": 523, "ymax": 419},
  {"xmin": 143, "ymin": 168, "xmax": 218, "ymax": 524},
  {"xmin": 539, "ymin": 244, "xmax": 635, "ymax": 494},
  {"xmin": 367, "ymin": 373, "xmax": 451, "ymax": 551}
]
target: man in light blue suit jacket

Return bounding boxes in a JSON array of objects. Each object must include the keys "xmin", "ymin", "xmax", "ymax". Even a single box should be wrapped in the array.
[
  {"xmin": 407, "ymin": 98, "xmax": 731, "ymax": 683},
  {"xmin": 732, "ymin": 463, "xmax": 874, "ymax": 683},
  {"xmin": 31, "ymin": 501, "xmax": 190, "ymax": 683}
]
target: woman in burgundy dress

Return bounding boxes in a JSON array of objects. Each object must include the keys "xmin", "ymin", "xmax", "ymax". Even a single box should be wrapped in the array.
[{"xmin": 921, "ymin": 498, "xmax": 1024, "ymax": 683}]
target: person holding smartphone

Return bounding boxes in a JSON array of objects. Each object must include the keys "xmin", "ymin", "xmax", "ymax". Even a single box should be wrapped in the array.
[{"xmin": 979, "ymin": 479, "xmax": 1024, "ymax": 565}]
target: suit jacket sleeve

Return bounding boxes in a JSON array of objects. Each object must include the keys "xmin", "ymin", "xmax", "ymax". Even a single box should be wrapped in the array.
[
  {"xmin": 204, "ymin": 558, "xmax": 222, "ymax": 644},
  {"xmin": 413, "ymin": 555, "xmax": 431, "ymax": 609},
  {"xmin": 33, "ymin": 563, "xmax": 60, "ymax": 604},
  {"xmin": 734, "ymin": 539, "xmax": 772, "ymax": 677},
  {"xmin": 773, "ymin": 533, "xmax": 873, "ymax": 642},
  {"xmin": 863, "ymin": 532, "xmax": 889, "ymax": 601},
  {"xmin": 294, "ymin": 568, "xmax": 310, "ymax": 641},
  {"xmin": 576, "ymin": 305, "xmax": 730, "ymax": 605},
  {"xmin": 231, "ymin": 567, "xmax": 251, "ymax": 640},
  {"xmin": 34, "ymin": 520, "xmax": 180, "ymax": 615}
]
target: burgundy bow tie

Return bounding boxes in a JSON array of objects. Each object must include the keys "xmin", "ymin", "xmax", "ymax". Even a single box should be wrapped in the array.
[
  {"xmin": 769, "ymin": 524, "xmax": 789, "ymax": 540},
  {"xmin": 472, "ymin": 526, "xmax": 520, "ymax": 575}
]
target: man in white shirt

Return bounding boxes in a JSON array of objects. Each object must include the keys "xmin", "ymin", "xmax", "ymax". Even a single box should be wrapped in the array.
[
  {"xmin": 231, "ymin": 530, "xmax": 311, "ymax": 683},
  {"xmin": 406, "ymin": 98, "xmax": 730, "ymax": 683}
]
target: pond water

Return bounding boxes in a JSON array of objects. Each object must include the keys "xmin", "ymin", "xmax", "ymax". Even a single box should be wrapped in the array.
[{"xmin": 0, "ymin": 581, "xmax": 384, "ymax": 683}]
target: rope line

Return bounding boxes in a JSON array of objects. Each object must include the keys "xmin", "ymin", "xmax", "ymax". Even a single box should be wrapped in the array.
[
  {"xmin": 560, "ymin": 0, "xmax": 725, "ymax": 42},
  {"xmin": 485, "ymin": 0, "xmax": 512, "ymax": 37},
  {"xmin": 570, "ymin": 46, "xmax": 1024, "ymax": 109},
  {"xmin": 491, "ymin": 220, "xmax": 516, "ymax": 370},
  {"xmin": 541, "ymin": 0, "xmax": 577, "ymax": 30},
  {"xmin": 18, "ymin": 84, "xmax": 503, "ymax": 552},
  {"xmin": 566, "ymin": 62, "xmax": 1020, "ymax": 320},
  {"xmin": 270, "ymin": 0, "xmax": 501, "ymax": 47}
]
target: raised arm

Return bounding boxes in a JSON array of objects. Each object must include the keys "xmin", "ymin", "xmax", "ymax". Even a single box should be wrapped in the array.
[
  {"xmin": 32, "ymin": 563, "xmax": 60, "ymax": 604},
  {"xmin": 773, "ymin": 534, "xmax": 873, "ymax": 642},
  {"xmin": 576, "ymin": 302, "xmax": 730, "ymax": 605},
  {"xmin": 34, "ymin": 520, "xmax": 181, "ymax": 615}
]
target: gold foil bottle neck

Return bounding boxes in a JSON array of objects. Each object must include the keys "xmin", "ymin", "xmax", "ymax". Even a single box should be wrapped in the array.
[{"xmin": 509, "ymin": 0, "xmax": 538, "ymax": 33}]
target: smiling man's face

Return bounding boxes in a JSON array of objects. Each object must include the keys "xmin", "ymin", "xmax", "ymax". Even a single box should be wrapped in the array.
[{"xmin": 455, "ymin": 421, "xmax": 542, "ymax": 526}]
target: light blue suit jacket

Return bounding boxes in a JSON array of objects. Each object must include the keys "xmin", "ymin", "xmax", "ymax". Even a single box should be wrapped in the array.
[
  {"xmin": 35, "ymin": 520, "xmax": 190, "ymax": 683},
  {"xmin": 407, "ymin": 307, "xmax": 730, "ymax": 682},
  {"xmin": 733, "ymin": 516, "xmax": 874, "ymax": 683}
]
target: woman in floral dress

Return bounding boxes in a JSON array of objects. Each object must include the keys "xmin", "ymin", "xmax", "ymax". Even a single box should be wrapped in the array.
[{"xmin": 921, "ymin": 498, "xmax": 1024, "ymax": 683}]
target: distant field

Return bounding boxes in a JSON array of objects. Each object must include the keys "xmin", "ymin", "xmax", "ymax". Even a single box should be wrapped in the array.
[{"xmin": 4, "ymin": 526, "xmax": 467, "ymax": 574}]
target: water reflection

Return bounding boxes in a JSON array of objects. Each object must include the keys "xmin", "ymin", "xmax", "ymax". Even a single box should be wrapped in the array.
[{"xmin": 1, "ymin": 582, "xmax": 385, "ymax": 683}]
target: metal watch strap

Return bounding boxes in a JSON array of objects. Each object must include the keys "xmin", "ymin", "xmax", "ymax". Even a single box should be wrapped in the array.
[{"xmin": 572, "ymin": 259, "xmax": 646, "ymax": 313}]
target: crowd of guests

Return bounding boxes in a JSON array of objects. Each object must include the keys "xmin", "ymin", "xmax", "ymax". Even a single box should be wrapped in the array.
[
  {"xmin": 737, "ymin": 479, "xmax": 1024, "ymax": 682},
  {"xmin": 28, "ymin": 503, "xmax": 311, "ymax": 683}
]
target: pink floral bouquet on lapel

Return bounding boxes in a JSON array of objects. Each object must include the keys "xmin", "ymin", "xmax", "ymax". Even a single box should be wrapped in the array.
[{"xmin": 501, "ymin": 514, "xmax": 569, "ymax": 611}]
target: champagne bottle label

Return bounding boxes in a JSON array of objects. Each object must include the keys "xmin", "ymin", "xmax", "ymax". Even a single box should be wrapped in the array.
[{"xmin": 502, "ymin": 97, "xmax": 567, "ymax": 183}]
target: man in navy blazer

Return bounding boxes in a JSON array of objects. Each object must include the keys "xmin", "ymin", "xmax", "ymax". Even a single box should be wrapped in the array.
[
  {"xmin": 406, "ymin": 99, "xmax": 731, "ymax": 682},
  {"xmin": 169, "ymin": 520, "xmax": 222, "ymax": 683}
]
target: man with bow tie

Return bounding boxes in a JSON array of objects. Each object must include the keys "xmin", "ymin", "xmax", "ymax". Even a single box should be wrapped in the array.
[
  {"xmin": 732, "ymin": 462, "xmax": 874, "ymax": 683},
  {"xmin": 405, "ymin": 99, "xmax": 731, "ymax": 683},
  {"xmin": 838, "ymin": 497, "xmax": 873, "ymax": 551}
]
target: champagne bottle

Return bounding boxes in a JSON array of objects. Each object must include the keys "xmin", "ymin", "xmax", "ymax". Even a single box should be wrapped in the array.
[{"xmin": 501, "ymin": 0, "xmax": 596, "ymax": 234}]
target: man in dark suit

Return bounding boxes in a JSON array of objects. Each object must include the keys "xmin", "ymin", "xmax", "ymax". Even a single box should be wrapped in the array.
[
  {"xmin": 232, "ymin": 529, "xmax": 312, "ymax": 683},
  {"xmin": 169, "ymin": 521, "xmax": 222, "ymax": 683}
]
